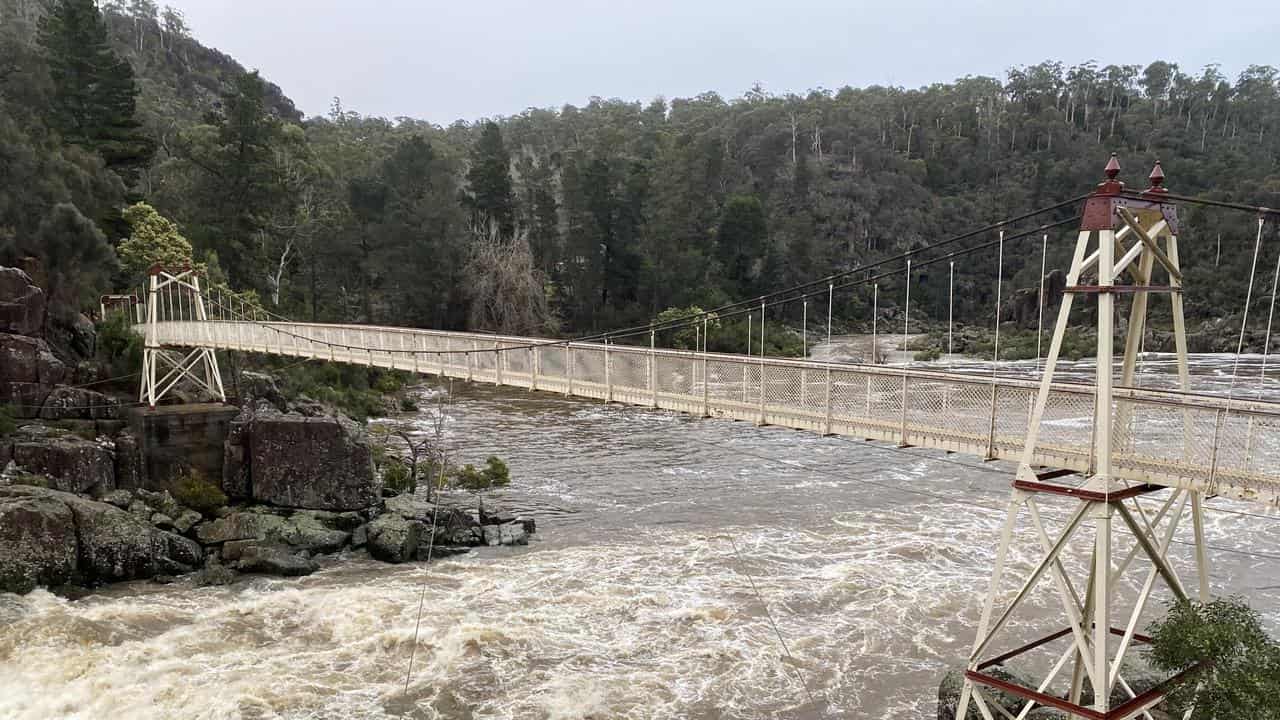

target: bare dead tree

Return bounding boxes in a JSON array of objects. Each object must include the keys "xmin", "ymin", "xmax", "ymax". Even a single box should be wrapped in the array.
[{"xmin": 464, "ymin": 219, "xmax": 556, "ymax": 335}]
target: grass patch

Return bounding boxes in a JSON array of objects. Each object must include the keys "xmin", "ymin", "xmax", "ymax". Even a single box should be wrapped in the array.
[{"xmin": 171, "ymin": 469, "xmax": 228, "ymax": 515}]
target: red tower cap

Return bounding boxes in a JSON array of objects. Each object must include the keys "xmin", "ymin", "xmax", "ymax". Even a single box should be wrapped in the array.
[
  {"xmin": 1096, "ymin": 153, "xmax": 1125, "ymax": 195},
  {"xmin": 1104, "ymin": 153, "xmax": 1121, "ymax": 179},
  {"xmin": 1145, "ymin": 160, "xmax": 1168, "ymax": 194}
]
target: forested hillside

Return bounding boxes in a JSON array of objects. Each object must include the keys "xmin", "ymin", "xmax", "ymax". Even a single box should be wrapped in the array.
[{"xmin": 3, "ymin": 0, "xmax": 1279, "ymax": 343}]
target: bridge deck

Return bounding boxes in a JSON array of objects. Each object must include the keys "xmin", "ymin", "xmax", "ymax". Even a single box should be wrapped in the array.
[{"xmin": 148, "ymin": 320, "xmax": 1280, "ymax": 506}]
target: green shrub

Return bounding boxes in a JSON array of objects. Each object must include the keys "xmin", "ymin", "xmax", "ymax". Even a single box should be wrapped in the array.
[
  {"xmin": 0, "ymin": 405, "xmax": 16, "ymax": 436},
  {"xmin": 374, "ymin": 371, "xmax": 409, "ymax": 394},
  {"xmin": 271, "ymin": 363, "xmax": 412, "ymax": 422},
  {"xmin": 96, "ymin": 312, "xmax": 143, "ymax": 384},
  {"xmin": 171, "ymin": 469, "xmax": 228, "ymax": 515},
  {"xmin": 1146, "ymin": 597, "xmax": 1280, "ymax": 719},
  {"xmin": 399, "ymin": 395, "xmax": 419, "ymax": 412},
  {"xmin": 382, "ymin": 459, "xmax": 414, "ymax": 495},
  {"xmin": 451, "ymin": 456, "xmax": 511, "ymax": 492}
]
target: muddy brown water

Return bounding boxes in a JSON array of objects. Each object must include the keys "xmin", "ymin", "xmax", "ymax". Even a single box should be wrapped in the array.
[{"xmin": 2, "ymin": 352, "xmax": 1279, "ymax": 719}]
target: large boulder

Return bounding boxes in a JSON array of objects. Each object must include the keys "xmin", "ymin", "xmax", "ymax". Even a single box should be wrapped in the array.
[
  {"xmin": 366, "ymin": 514, "xmax": 421, "ymax": 563},
  {"xmin": 271, "ymin": 512, "xmax": 351, "ymax": 554},
  {"xmin": 234, "ymin": 544, "xmax": 318, "ymax": 577},
  {"xmin": 39, "ymin": 387, "xmax": 121, "ymax": 421},
  {"xmin": 248, "ymin": 411, "xmax": 379, "ymax": 511},
  {"xmin": 0, "ymin": 266, "xmax": 45, "ymax": 337},
  {"xmin": 0, "ymin": 487, "xmax": 78, "ymax": 593},
  {"xmin": 67, "ymin": 492, "xmax": 169, "ymax": 582},
  {"xmin": 11, "ymin": 428, "xmax": 115, "ymax": 494},
  {"xmin": 0, "ymin": 485, "xmax": 197, "ymax": 591}
]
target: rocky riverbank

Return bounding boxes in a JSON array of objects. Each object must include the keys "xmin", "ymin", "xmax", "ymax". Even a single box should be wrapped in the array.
[{"xmin": 0, "ymin": 264, "xmax": 534, "ymax": 596}]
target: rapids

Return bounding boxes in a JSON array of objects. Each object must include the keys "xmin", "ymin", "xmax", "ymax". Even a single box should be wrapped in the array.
[{"xmin": 3, "ymin": 353, "xmax": 1280, "ymax": 719}]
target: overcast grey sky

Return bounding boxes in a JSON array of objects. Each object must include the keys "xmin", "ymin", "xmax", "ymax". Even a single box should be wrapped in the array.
[{"xmin": 163, "ymin": 0, "xmax": 1277, "ymax": 123}]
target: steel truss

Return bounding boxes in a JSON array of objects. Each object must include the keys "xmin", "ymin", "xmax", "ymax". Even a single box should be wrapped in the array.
[
  {"xmin": 956, "ymin": 158, "xmax": 1211, "ymax": 719},
  {"xmin": 139, "ymin": 266, "xmax": 225, "ymax": 408}
]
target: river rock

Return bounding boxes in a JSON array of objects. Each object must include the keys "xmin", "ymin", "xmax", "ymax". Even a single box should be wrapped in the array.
[
  {"xmin": 482, "ymin": 524, "xmax": 501, "ymax": 547},
  {"xmin": 101, "ymin": 488, "xmax": 133, "ymax": 509},
  {"xmin": 385, "ymin": 494, "xmax": 477, "ymax": 543},
  {"xmin": 136, "ymin": 489, "xmax": 182, "ymax": 519},
  {"xmin": 69, "ymin": 493, "xmax": 169, "ymax": 582},
  {"xmin": 0, "ymin": 487, "xmax": 78, "ymax": 593},
  {"xmin": 235, "ymin": 545, "xmax": 318, "ymax": 577},
  {"xmin": 272, "ymin": 512, "xmax": 350, "ymax": 554},
  {"xmin": 172, "ymin": 509, "xmax": 202, "ymax": 534},
  {"xmin": 11, "ymin": 428, "xmax": 114, "ymax": 494},
  {"xmin": 248, "ymin": 411, "xmax": 379, "ymax": 511},
  {"xmin": 192, "ymin": 563, "xmax": 239, "ymax": 587},
  {"xmin": 366, "ymin": 514, "xmax": 421, "ymax": 563},
  {"xmin": 39, "ymin": 387, "xmax": 120, "ymax": 421},
  {"xmin": 194, "ymin": 510, "xmax": 286, "ymax": 544},
  {"xmin": 351, "ymin": 524, "xmax": 368, "ymax": 548},
  {"xmin": 498, "ymin": 522, "xmax": 528, "ymax": 546},
  {"xmin": 161, "ymin": 531, "xmax": 203, "ymax": 568},
  {"xmin": 0, "ymin": 266, "xmax": 45, "ymax": 336}
]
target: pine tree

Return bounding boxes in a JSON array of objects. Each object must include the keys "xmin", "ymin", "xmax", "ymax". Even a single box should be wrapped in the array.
[
  {"xmin": 466, "ymin": 121, "xmax": 515, "ymax": 236},
  {"xmin": 37, "ymin": 0, "xmax": 153, "ymax": 187}
]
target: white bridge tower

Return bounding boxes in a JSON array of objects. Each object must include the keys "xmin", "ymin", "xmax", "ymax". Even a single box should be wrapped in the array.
[{"xmin": 956, "ymin": 157, "xmax": 1211, "ymax": 719}]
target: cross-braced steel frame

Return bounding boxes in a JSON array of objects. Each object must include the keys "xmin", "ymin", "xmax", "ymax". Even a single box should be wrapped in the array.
[
  {"xmin": 139, "ymin": 265, "xmax": 225, "ymax": 408},
  {"xmin": 955, "ymin": 157, "xmax": 1211, "ymax": 720}
]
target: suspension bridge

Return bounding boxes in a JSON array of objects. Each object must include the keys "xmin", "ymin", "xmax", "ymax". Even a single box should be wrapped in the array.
[{"xmin": 126, "ymin": 156, "xmax": 1280, "ymax": 719}]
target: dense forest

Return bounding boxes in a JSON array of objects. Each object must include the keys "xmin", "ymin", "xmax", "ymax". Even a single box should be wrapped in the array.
[{"xmin": 3, "ymin": 0, "xmax": 1279, "ymax": 347}]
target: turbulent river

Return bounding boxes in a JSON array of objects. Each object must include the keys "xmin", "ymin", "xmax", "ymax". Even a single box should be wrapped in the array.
[{"xmin": 3, "ymin": 353, "xmax": 1280, "ymax": 719}]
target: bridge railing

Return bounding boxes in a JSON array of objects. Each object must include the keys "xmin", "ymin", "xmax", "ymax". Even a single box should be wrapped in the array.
[{"xmin": 147, "ymin": 319, "xmax": 1280, "ymax": 505}]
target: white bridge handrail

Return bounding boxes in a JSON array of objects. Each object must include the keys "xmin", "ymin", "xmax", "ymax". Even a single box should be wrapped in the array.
[{"xmin": 144, "ymin": 318, "xmax": 1280, "ymax": 506}]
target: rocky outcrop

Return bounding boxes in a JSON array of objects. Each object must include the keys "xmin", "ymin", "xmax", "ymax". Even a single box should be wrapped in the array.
[
  {"xmin": 39, "ymin": 387, "xmax": 120, "ymax": 421},
  {"xmin": 1004, "ymin": 269, "xmax": 1067, "ymax": 329},
  {"xmin": 10, "ymin": 427, "xmax": 115, "ymax": 495},
  {"xmin": 0, "ymin": 333, "xmax": 68, "ymax": 417},
  {"xmin": 0, "ymin": 266, "xmax": 45, "ymax": 337},
  {"xmin": 248, "ymin": 411, "xmax": 379, "ymax": 511},
  {"xmin": 0, "ymin": 485, "xmax": 205, "ymax": 592}
]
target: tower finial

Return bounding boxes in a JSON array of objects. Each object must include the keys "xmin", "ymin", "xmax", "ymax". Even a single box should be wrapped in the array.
[
  {"xmin": 1095, "ymin": 153, "xmax": 1125, "ymax": 195},
  {"xmin": 1104, "ymin": 153, "xmax": 1121, "ymax": 180},
  {"xmin": 1146, "ymin": 160, "xmax": 1167, "ymax": 194}
]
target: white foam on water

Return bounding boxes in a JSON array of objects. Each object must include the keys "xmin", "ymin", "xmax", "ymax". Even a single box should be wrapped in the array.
[{"xmin": 0, "ymin": 502, "xmax": 1132, "ymax": 720}]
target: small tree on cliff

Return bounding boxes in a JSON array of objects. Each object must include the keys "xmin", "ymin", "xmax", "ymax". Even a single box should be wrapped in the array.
[{"xmin": 119, "ymin": 202, "xmax": 194, "ymax": 278}]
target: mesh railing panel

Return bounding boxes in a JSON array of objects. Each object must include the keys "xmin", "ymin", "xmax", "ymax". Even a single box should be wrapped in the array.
[{"xmin": 147, "ymin": 320, "xmax": 1280, "ymax": 501}]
